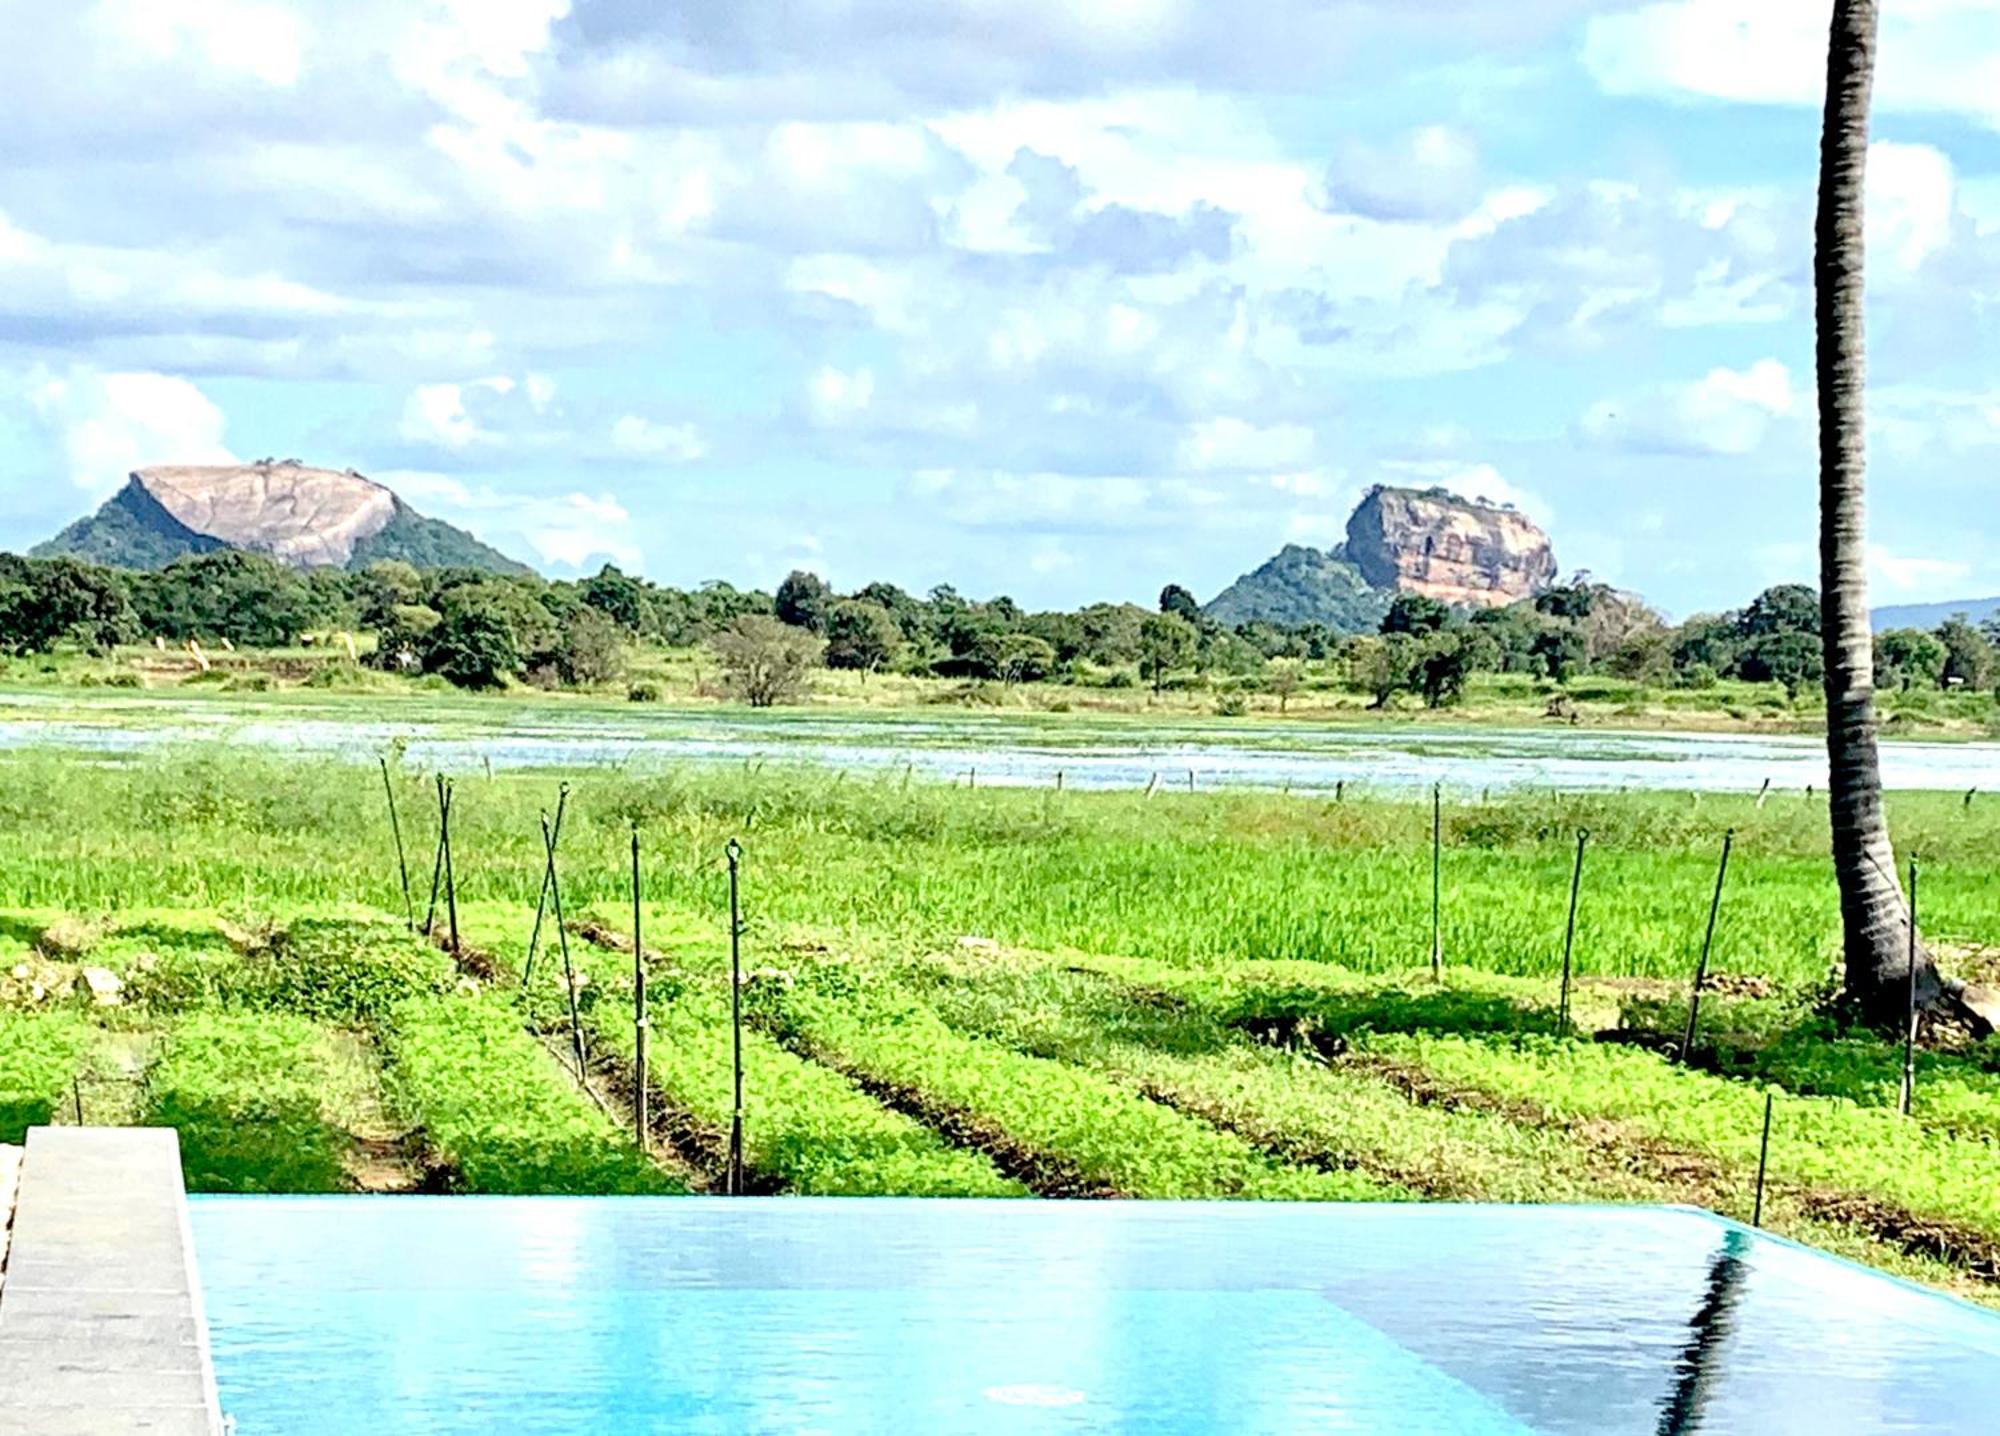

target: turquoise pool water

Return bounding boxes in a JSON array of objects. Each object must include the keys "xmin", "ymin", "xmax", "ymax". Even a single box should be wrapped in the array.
[{"xmin": 191, "ymin": 1199, "xmax": 2000, "ymax": 1434}]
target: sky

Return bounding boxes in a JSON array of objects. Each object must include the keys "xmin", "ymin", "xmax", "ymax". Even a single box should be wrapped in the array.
[{"xmin": 1, "ymin": 0, "xmax": 1998, "ymax": 619}]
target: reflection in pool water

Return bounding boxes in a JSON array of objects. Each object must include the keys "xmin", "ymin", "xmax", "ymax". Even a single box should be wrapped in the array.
[{"xmin": 191, "ymin": 1198, "xmax": 2000, "ymax": 1434}]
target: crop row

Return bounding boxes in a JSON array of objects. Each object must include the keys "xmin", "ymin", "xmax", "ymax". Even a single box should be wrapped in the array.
[
  {"xmin": 381, "ymin": 993, "xmax": 674, "ymax": 1195},
  {"xmin": 751, "ymin": 966, "xmax": 1398, "ymax": 1201}
]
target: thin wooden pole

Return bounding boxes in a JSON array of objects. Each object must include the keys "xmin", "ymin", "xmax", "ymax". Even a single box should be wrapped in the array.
[
  {"xmin": 726, "ymin": 838, "xmax": 747, "ymax": 1195},
  {"xmin": 380, "ymin": 757, "xmax": 414, "ymax": 931},
  {"xmin": 1430, "ymin": 782, "xmax": 1443, "ymax": 981},
  {"xmin": 1559, "ymin": 829, "xmax": 1588, "ymax": 1037},
  {"xmin": 440, "ymin": 778, "xmax": 459, "ymax": 955},
  {"xmin": 633, "ymin": 827, "xmax": 648, "ymax": 1150},
  {"xmin": 542, "ymin": 814, "xmax": 586, "ymax": 1075},
  {"xmin": 1752, "ymin": 1092, "xmax": 1774, "ymax": 1228},
  {"xmin": 1681, "ymin": 829, "xmax": 1735, "ymax": 1062},
  {"xmin": 422, "ymin": 773, "xmax": 446, "ymax": 936},
  {"xmin": 522, "ymin": 784, "xmax": 570, "ymax": 991},
  {"xmin": 1901, "ymin": 856, "xmax": 1919, "ymax": 1117}
]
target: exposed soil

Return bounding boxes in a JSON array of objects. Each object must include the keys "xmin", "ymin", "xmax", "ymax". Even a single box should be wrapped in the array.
[{"xmin": 579, "ymin": 1044, "xmax": 742, "ymax": 1195}]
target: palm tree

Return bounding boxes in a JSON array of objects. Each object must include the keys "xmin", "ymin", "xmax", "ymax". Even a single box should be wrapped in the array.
[{"xmin": 1815, "ymin": 0, "xmax": 1994, "ymax": 1030}]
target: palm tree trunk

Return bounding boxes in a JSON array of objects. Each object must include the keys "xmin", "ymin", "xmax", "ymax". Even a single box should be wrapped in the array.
[{"xmin": 1815, "ymin": 0, "xmax": 1994, "ymax": 1032}]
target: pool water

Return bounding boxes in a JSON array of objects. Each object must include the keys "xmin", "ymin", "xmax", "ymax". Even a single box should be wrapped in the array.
[{"xmin": 191, "ymin": 1199, "xmax": 2000, "ymax": 1434}]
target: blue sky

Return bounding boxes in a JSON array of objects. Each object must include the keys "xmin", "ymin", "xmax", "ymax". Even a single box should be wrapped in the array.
[{"xmin": 2, "ymin": 0, "xmax": 1998, "ymax": 618}]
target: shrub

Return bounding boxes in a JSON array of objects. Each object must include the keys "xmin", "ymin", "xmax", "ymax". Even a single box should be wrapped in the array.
[
  {"xmin": 627, "ymin": 680, "xmax": 663, "ymax": 703},
  {"xmin": 0, "ymin": 1011, "xmax": 93, "ymax": 1142}
]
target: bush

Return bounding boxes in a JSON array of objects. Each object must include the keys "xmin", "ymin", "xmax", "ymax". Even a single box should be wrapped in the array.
[
  {"xmin": 710, "ymin": 615, "xmax": 823, "ymax": 707},
  {"xmin": 627, "ymin": 681, "xmax": 663, "ymax": 703},
  {"xmin": 214, "ymin": 918, "xmax": 459, "ymax": 1024}
]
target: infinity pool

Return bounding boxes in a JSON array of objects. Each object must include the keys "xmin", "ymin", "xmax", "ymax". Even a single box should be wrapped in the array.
[{"xmin": 191, "ymin": 1199, "xmax": 2000, "ymax": 1434}]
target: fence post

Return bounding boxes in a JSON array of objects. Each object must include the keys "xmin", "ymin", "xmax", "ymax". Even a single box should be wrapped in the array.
[
  {"xmin": 1901, "ymin": 856, "xmax": 1919, "ymax": 1118},
  {"xmin": 541, "ymin": 813, "xmax": 586, "ymax": 1075},
  {"xmin": 440, "ymin": 778, "xmax": 459, "ymax": 955},
  {"xmin": 1559, "ymin": 829, "xmax": 1588, "ymax": 1036},
  {"xmin": 422, "ymin": 773, "xmax": 447, "ymax": 936},
  {"xmin": 726, "ymin": 838, "xmax": 747, "ymax": 1196},
  {"xmin": 1430, "ymin": 782, "xmax": 1443, "ymax": 981},
  {"xmin": 380, "ymin": 756, "xmax": 413, "ymax": 931},
  {"xmin": 1681, "ymin": 829, "xmax": 1735, "ymax": 1062},
  {"xmin": 1753, "ymin": 1091, "xmax": 1774, "ymax": 1228},
  {"xmin": 633, "ymin": 826, "xmax": 648, "ymax": 1150},
  {"xmin": 522, "ymin": 784, "xmax": 570, "ymax": 992}
]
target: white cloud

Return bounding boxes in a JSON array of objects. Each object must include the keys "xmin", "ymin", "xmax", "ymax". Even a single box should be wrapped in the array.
[
  {"xmin": 89, "ymin": 0, "xmax": 308, "ymax": 88},
  {"xmin": 1176, "ymin": 417, "xmax": 1316, "ymax": 472},
  {"xmin": 1869, "ymin": 543, "xmax": 1973, "ymax": 596},
  {"xmin": 27, "ymin": 367, "xmax": 237, "ymax": 494},
  {"xmin": 1580, "ymin": 359, "xmax": 1800, "ymax": 457},
  {"xmin": 608, "ymin": 415, "xmax": 707, "ymax": 462},
  {"xmin": 1869, "ymin": 142, "xmax": 1957, "ymax": 277},
  {"xmin": 1582, "ymin": 0, "xmax": 2000, "ymax": 130},
  {"xmin": 398, "ymin": 374, "xmax": 548, "ymax": 450},
  {"xmin": 379, "ymin": 469, "xmax": 641, "ymax": 570},
  {"xmin": 806, "ymin": 367, "xmax": 877, "ymax": 425}
]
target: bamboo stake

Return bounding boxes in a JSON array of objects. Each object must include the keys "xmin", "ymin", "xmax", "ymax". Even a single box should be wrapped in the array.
[
  {"xmin": 379, "ymin": 756, "xmax": 413, "ymax": 931},
  {"xmin": 1430, "ymin": 782, "xmax": 1443, "ymax": 981},
  {"xmin": 1558, "ymin": 829, "xmax": 1588, "ymax": 1037},
  {"xmin": 633, "ymin": 827, "xmax": 649, "ymax": 1150},
  {"xmin": 726, "ymin": 838, "xmax": 747, "ymax": 1195},
  {"xmin": 521, "ymin": 784, "xmax": 570, "ymax": 992},
  {"xmin": 541, "ymin": 814, "xmax": 586, "ymax": 1075},
  {"xmin": 1901, "ymin": 856, "xmax": 1919, "ymax": 1117},
  {"xmin": 1681, "ymin": 829, "xmax": 1735, "ymax": 1062}
]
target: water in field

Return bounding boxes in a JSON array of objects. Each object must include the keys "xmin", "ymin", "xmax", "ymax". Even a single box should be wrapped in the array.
[
  {"xmin": 7, "ymin": 690, "xmax": 2000, "ymax": 793},
  {"xmin": 193, "ymin": 1198, "xmax": 2000, "ymax": 1434}
]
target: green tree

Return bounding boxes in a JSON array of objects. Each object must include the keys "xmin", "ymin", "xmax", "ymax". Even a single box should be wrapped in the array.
[
  {"xmin": 1531, "ymin": 625, "xmax": 1589, "ymax": 683},
  {"xmin": 1415, "ymin": 630, "xmax": 1488, "ymax": 709},
  {"xmin": 135, "ymin": 551, "xmax": 322, "ymax": 647},
  {"xmin": 1874, "ymin": 628, "xmax": 1946, "ymax": 691},
  {"xmin": 556, "ymin": 606, "xmax": 626, "ymax": 686},
  {"xmin": 1138, "ymin": 613, "xmax": 1198, "ymax": 694},
  {"xmin": 824, "ymin": 601, "xmax": 903, "ymax": 675},
  {"xmin": 1381, "ymin": 593, "xmax": 1451, "ymax": 637},
  {"xmin": 1350, "ymin": 634, "xmax": 1418, "ymax": 709},
  {"xmin": 1739, "ymin": 583, "xmax": 1821, "ymax": 640},
  {"xmin": 0, "ymin": 556, "xmax": 137, "ymax": 655},
  {"xmin": 1739, "ymin": 630, "xmax": 1824, "ymax": 698},
  {"xmin": 1159, "ymin": 584, "xmax": 1202, "ymax": 624},
  {"xmin": 984, "ymin": 632, "xmax": 1057, "ymax": 685},
  {"xmin": 580, "ymin": 564, "xmax": 647, "ymax": 633},
  {"xmin": 1266, "ymin": 658, "xmax": 1304, "ymax": 714},
  {"xmin": 712, "ymin": 615, "xmax": 823, "ymax": 707},
  {"xmin": 421, "ymin": 608, "xmax": 519, "ymax": 689},
  {"xmin": 775, "ymin": 571, "xmax": 834, "ymax": 633},
  {"xmin": 1934, "ymin": 614, "xmax": 1995, "ymax": 691}
]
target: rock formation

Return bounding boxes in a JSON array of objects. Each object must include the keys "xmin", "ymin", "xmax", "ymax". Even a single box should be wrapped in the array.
[
  {"xmin": 34, "ymin": 460, "xmax": 530, "ymax": 574},
  {"xmin": 1344, "ymin": 485, "xmax": 1556, "ymax": 608}
]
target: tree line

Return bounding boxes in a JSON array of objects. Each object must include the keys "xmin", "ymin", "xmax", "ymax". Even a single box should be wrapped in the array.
[{"xmin": 2, "ymin": 549, "xmax": 1996, "ymax": 707}]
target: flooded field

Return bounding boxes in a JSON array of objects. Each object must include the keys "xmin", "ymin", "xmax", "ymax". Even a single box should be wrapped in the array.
[{"xmin": 6, "ymin": 690, "xmax": 2000, "ymax": 793}]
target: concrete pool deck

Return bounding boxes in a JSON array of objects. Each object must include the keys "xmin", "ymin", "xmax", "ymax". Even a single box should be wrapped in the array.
[{"xmin": 0, "ymin": 1127, "xmax": 224, "ymax": 1435}]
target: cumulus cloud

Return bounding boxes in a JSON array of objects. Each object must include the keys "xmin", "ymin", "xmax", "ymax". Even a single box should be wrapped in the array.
[
  {"xmin": 26, "ymin": 366, "xmax": 237, "ymax": 494},
  {"xmin": 398, "ymin": 374, "xmax": 555, "ymax": 450},
  {"xmin": 1580, "ymin": 358, "xmax": 1800, "ymax": 456},
  {"xmin": 608, "ymin": 415, "xmax": 705, "ymax": 461},
  {"xmin": 1324, "ymin": 126, "xmax": 1483, "ymax": 223},
  {"xmin": 380, "ymin": 468, "xmax": 643, "ymax": 571},
  {"xmin": 1582, "ymin": 0, "xmax": 2000, "ymax": 131},
  {"xmin": 1375, "ymin": 460, "xmax": 1551, "ymax": 526}
]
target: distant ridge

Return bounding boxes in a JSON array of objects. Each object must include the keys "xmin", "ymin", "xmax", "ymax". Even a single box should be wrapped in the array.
[
  {"xmin": 32, "ymin": 461, "xmax": 531, "ymax": 575},
  {"xmin": 1872, "ymin": 596, "xmax": 2000, "ymax": 631}
]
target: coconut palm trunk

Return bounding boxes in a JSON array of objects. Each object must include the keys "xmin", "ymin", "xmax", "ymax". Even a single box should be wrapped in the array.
[{"xmin": 1815, "ymin": 0, "xmax": 1994, "ymax": 1030}]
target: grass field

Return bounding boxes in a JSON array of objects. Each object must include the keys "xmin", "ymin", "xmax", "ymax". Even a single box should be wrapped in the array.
[{"xmin": 2, "ymin": 745, "xmax": 1997, "ymax": 1303}]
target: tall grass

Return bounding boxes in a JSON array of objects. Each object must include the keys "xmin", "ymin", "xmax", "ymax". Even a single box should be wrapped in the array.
[{"xmin": 4, "ymin": 748, "xmax": 1993, "ymax": 985}]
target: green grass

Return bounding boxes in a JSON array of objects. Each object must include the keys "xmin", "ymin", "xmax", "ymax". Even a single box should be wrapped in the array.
[
  {"xmin": 0, "ymin": 1010, "xmax": 94, "ymax": 1141},
  {"xmin": 142, "ymin": 1011, "xmax": 354, "ymax": 1192},
  {"xmin": 381, "ymin": 993, "xmax": 677, "ymax": 1195}
]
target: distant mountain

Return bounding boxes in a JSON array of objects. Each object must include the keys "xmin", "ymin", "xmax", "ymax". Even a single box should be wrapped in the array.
[
  {"xmin": 32, "ymin": 461, "xmax": 531, "ymax": 575},
  {"xmin": 1204, "ymin": 544, "xmax": 1391, "ymax": 631},
  {"xmin": 1872, "ymin": 596, "xmax": 2000, "ymax": 632},
  {"xmin": 1204, "ymin": 485, "xmax": 1558, "ymax": 633}
]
